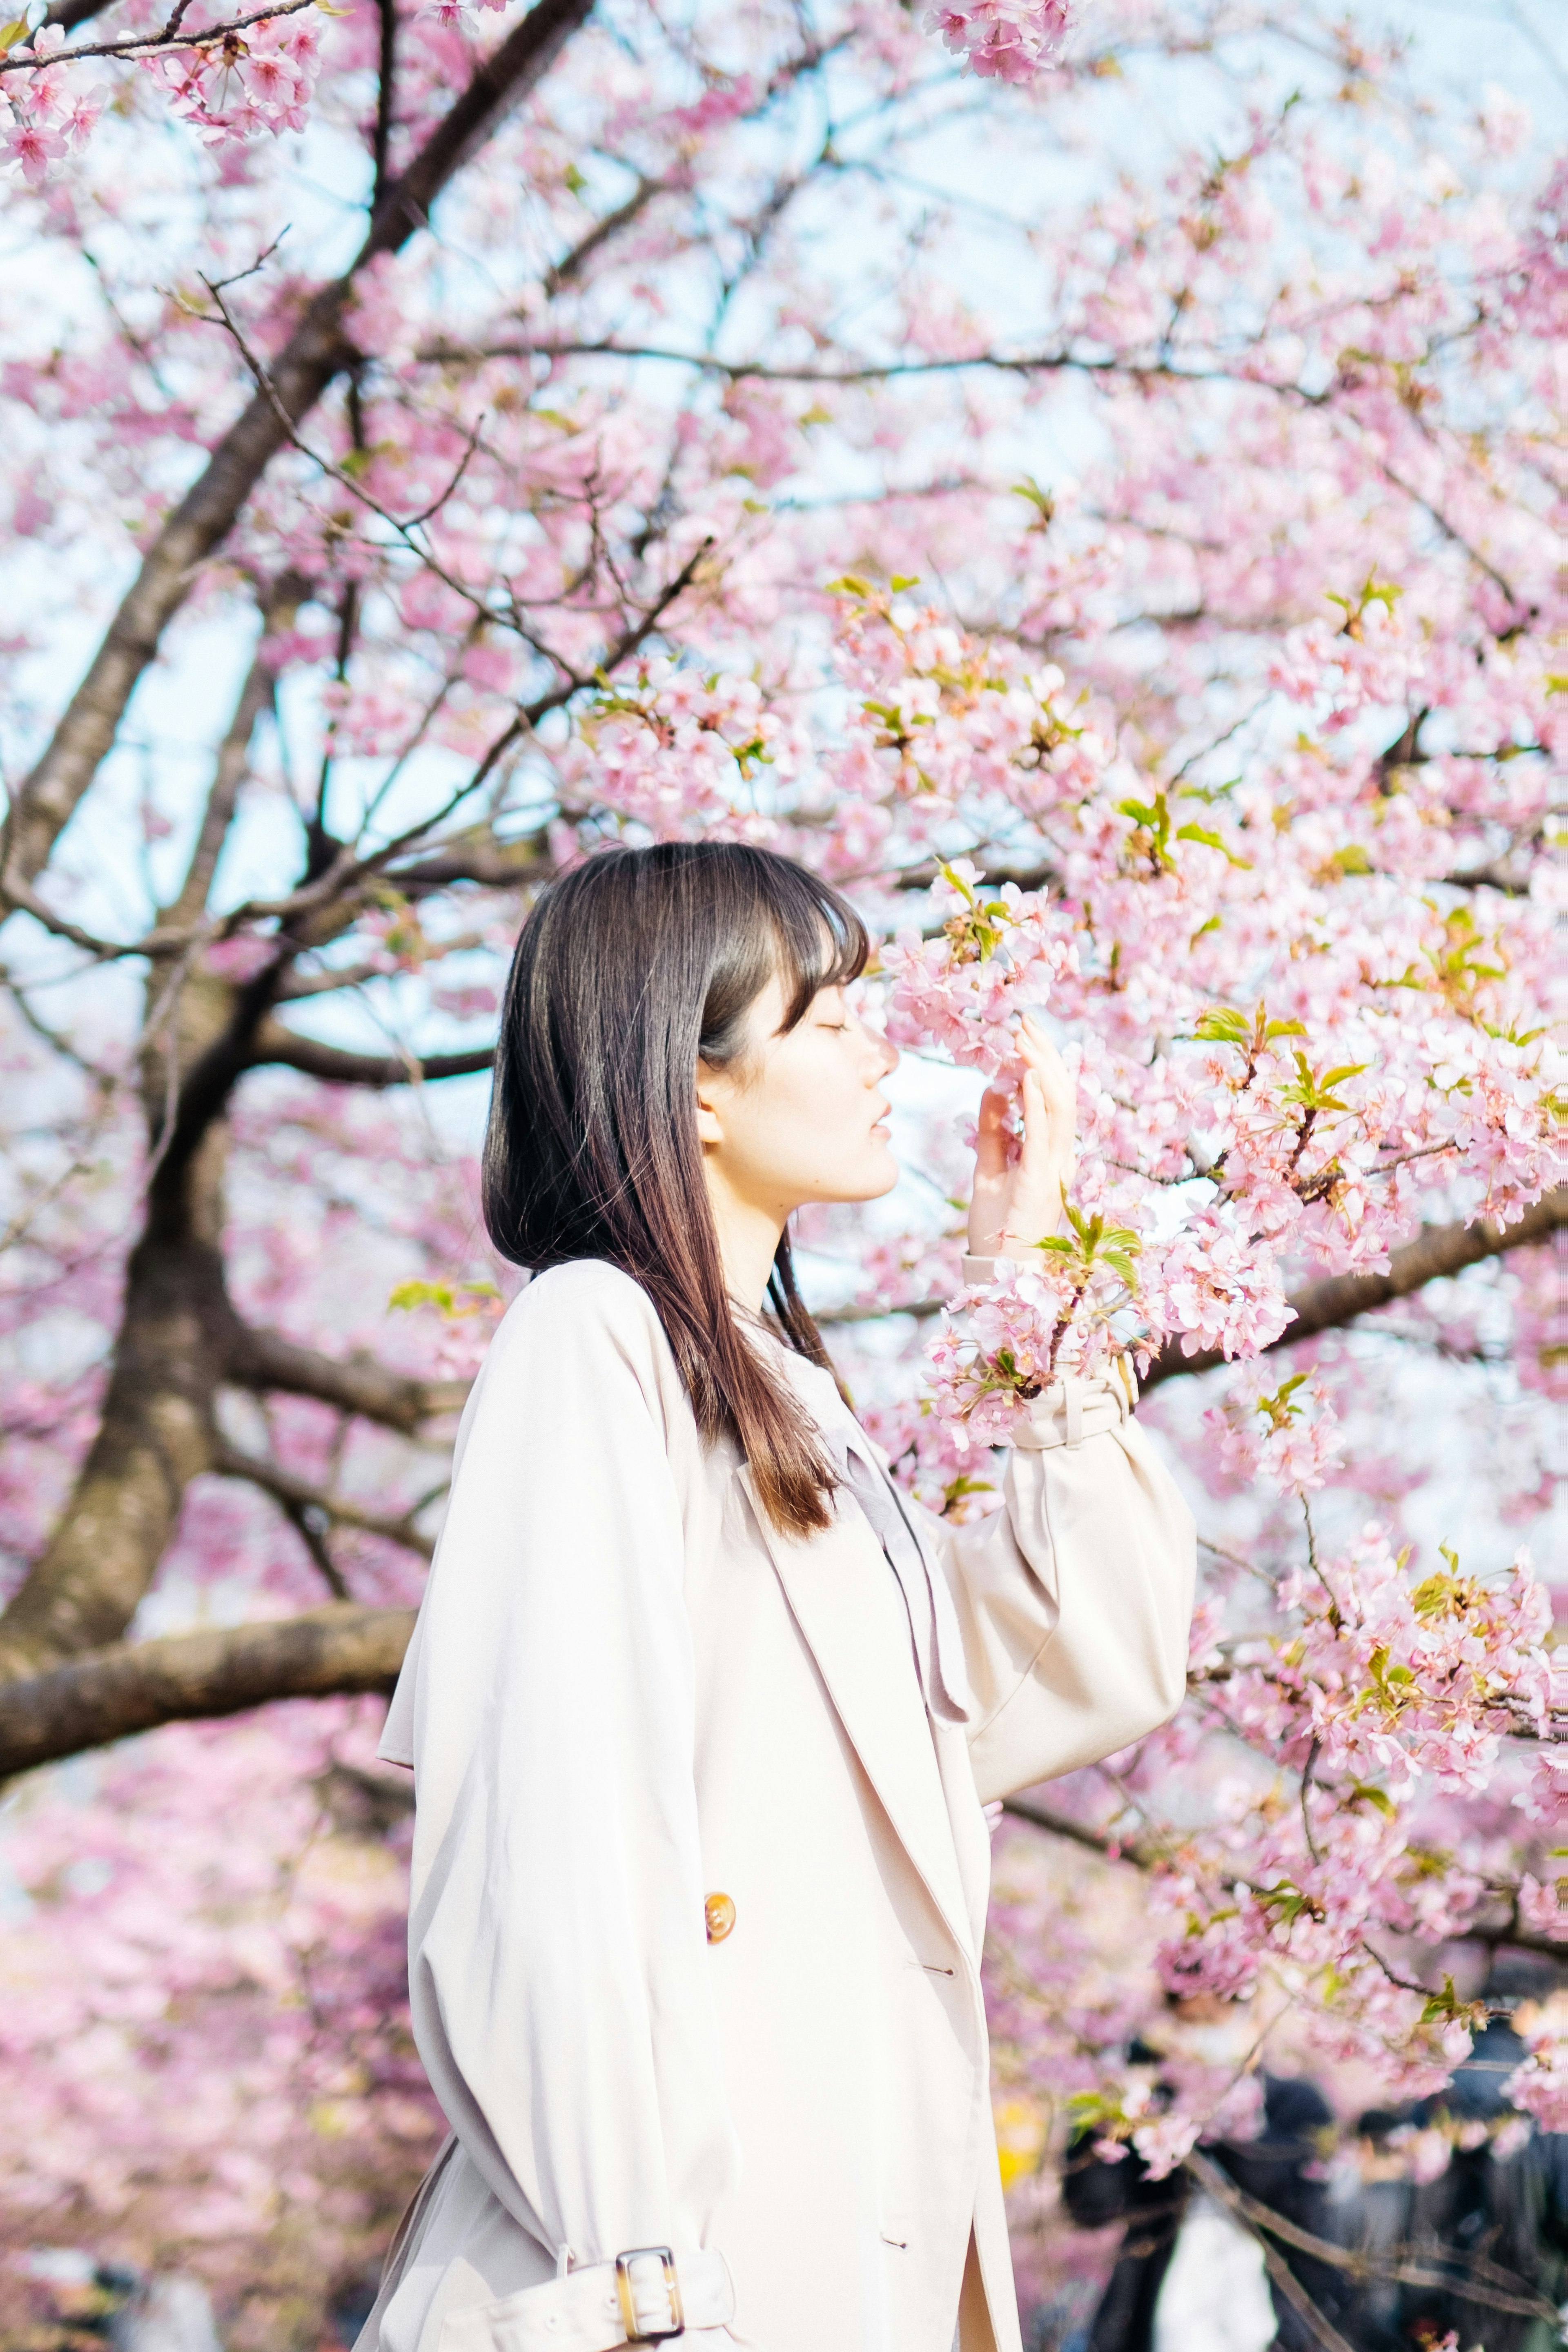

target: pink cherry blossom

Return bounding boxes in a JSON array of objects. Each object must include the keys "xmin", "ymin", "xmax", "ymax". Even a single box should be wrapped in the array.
[{"xmin": 926, "ymin": 0, "xmax": 1076, "ymax": 82}]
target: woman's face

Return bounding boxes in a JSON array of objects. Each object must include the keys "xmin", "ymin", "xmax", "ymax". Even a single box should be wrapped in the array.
[{"xmin": 696, "ymin": 973, "xmax": 900, "ymax": 1218}]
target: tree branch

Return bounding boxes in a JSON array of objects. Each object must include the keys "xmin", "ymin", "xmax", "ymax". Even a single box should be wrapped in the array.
[
  {"xmin": 42, "ymin": 0, "xmax": 120, "ymax": 31},
  {"xmin": 388, "ymin": 829, "xmax": 555, "ymax": 893},
  {"xmin": 0, "ymin": 1606, "xmax": 415, "ymax": 1780},
  {"xmin": 249, "ymin": 1018, "xmax": 496, "ymax": 1088},
  {"xmin": 213, "ymin": 1438, "xmax": 437, "ymax": 1558},
  {"xmin": 161, "ymin": 578, "xmax": 303, "ymax": 932},
  {"xmin": 1141, "ymin": 1191, "xmax": 1565, "ymax": 1388},
  {"xmin": 1002, "ymin": 1791, "xmax": 1154, "ymax": 1864},
  {"xmin": 4, "ymin": 0, "xmax": 317, "ymax": 73},
  {"xmin": 541, "ymin": 172, "xmax": 666, "ymax": 298},
  {"xmin": 1184, "ymin": 2147, "xmax": 1557, "ymax": 2329},
  {"xmin": 371, "ymin": 0, "xmax": 397, "ymax": 206},
  {"xmin": 1, "ymin": 0, "xmax": 595, "ymax": 902},
  {"xmin": 226, "ymin": 1322, "xmax": 470, "ymax": 1434}
]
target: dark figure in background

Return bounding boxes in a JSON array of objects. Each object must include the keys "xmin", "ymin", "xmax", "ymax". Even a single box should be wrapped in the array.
[
  {"xmin": 1333, "ymin": 1956, "xmax": 1568, "ymax": 2352},
  {"xmin": 1333, "ymin": 2110, "xmax": 1410, "ymax": 2352},
  {"xmin": 1063, "ymin": 2073, "xmax": 1351, "ymax": 2352}
]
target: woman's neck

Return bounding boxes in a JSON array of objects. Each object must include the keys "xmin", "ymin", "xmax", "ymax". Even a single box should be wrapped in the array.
[{"xmin": 703, "ymin": 1174, "xmax": 786, "ymax": 1312}]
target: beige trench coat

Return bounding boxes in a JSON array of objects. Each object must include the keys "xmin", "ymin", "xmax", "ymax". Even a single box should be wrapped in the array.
[{"xmin": 360, "ymin": 1260, "xmax": 1195, "ymax": 2352}]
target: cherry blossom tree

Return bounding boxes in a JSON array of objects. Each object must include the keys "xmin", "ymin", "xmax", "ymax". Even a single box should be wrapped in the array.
[{"xmin": 0, "ymin": 0, "xmax": 1561, "ymax": 2336}]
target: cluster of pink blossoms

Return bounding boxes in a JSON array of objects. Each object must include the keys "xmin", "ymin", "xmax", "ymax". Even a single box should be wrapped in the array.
[
  {"xmin": 924, "ymin": 0, "xmax": 1077, "ymax": 83},
  {"xmin": 926, "ymin": 1240, "xmax": 1136, "ymax": 1440},
  {"xmin": 147, "ymin": 11, "xmax": 319, "ymax": 143},
  {"xmin": 557, "ymin": 657, "xmax": 803, "ymax": 843},
  {"xmin": 858, "ymin": 643, "xmax": 1560, "ymax": 2128},
  {"xmin": 0, "ymin": 27, "xmax": 100, "ymax": 182},
  {"xmin": 1203, "ymin": 1370, "xmax": 1346, "ymax": 1498},
  {"xmin": 1106, "ymin": 1528, "xmax": 1563, "ymax": 2146},
  {"xmin": 824, "ymin": 586, "xmax": 1109, "ymax": 847},
  {"xmin": 1507, "ymin": 2025, "xmax": 1568, "ymax": 2132},
  {"xmin": 882, "ymin": 860, "xmax": 1079, "ymax": 1082},
  {"xmin": 0, "ymin": 5, "xmax": 319, "ymax": 174}
]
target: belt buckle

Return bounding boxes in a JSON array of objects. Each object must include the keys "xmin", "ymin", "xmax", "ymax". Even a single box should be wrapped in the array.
[{"xmin": 613, "ymin": 2247, "xmax": 684, "ymax": 2343}]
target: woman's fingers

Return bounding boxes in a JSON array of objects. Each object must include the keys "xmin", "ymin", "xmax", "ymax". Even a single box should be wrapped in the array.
[
  {"xmin": 1019, "ymin": 1013, "xmax": 1075, "ymax": 1116},
  {"xmin": 970, "ymin": 1022, "xmax": 1077, "ymax": 1257},
  {"xmin": 974, "ymin": 1084, "xmax": 1012, "ymax": 1179},
  {"xmin": 1014, "ymin": 1071, "xmax": 1062, "ymax": 1224},
  {"xmin": 968, "ymin": 1087, "xmax": 1013, "ymax": 1254},
  {"xmin": 1004, "ymin": 1031, "xmax": 1076, "ymax": 1246}
]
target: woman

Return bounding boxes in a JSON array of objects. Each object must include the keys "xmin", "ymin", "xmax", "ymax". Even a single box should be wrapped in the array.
[{"xmin": 359, "ymin": 843, "xmax": 1195, "ymax": 2352}]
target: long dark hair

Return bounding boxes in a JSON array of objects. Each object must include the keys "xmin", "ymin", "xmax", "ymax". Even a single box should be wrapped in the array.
[{"xmin": 482, "ymin": 842, "xmax": 869, "ymax": 1536}]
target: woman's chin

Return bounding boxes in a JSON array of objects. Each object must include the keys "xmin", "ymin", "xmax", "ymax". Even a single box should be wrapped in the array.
[
  {"xmin": 800, "ymin": 1147, "xmax": 901, "ymax": 1207},
  {"xmin": 855, "ymin": 1146, "xmax": 902, "ymax": 1200}
]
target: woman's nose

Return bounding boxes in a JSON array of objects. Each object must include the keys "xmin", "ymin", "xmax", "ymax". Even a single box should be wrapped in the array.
[{"xmin": 851, "ymin": 1009, "xmax": 896, "ymax": 1079}]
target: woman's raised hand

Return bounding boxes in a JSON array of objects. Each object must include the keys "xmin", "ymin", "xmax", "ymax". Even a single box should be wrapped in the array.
[{"xmin": 967, "ymin": 1014, "xmax": 1077, "ymax": 1261}]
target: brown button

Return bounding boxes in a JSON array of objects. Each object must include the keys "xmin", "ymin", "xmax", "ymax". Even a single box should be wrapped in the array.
[{"xmin": 704, "ymin": 1892, "xmax": 736, "ymax": 1944}]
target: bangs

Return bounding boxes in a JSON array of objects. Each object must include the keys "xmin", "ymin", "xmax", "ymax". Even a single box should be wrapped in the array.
[{"xmin": 767, "ymin": 865, "xmax": 870, "ymax": 1029}]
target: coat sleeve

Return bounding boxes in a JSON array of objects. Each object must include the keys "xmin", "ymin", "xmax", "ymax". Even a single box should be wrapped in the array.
[
  {"xmin": 932, "ymin": 1354, "xmax": 1196, "ymax": 1806},
  {"xmin": 382, "ymin": 1262, "xmax": 740, "ymax": 2277}
]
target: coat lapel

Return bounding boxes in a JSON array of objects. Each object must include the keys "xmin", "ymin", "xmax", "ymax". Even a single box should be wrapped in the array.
[{"xmin": 738, "ymin": 1466, "xmax": 975, "ymax": 1961}]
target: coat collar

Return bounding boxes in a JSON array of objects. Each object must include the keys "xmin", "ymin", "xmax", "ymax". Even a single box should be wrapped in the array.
[{"xmin": 737, "ymin": 1465, "xmax": 976, "ymax": 1962}]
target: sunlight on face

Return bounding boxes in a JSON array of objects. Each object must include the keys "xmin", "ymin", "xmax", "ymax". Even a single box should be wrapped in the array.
[{"xmin": 697, "ymin": 975, "xmax": 900, "ymax": 1223}]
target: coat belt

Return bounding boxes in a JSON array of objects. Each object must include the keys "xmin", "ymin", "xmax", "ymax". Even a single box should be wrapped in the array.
[{"xmin": 439, "ymin": 2248, "xmax": 735, "ymax": 2352}]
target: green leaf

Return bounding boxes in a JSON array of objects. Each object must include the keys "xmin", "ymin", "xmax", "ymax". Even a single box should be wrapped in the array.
[
  {"xmin": 1418, "ymin": 1975, "xmax": 1482, "ymax": 2028},
  {"xmin": 1064, "ymin": 2087, "xmax": 1131, "ymax": 2129},
  {"xmin": 1012, "ymin": 476, "xmax": 1056, "ymax": 525},
  {"xmin": 388, "ymin": 1277, "xmax": 499, "ymax": 1318},
  {"xmin": 1193, "ymin": 1007, "xmax": 1252, "ymax": 1047},
  {"xmin": 889, "ymin": 573, "xmax": 921, "ymax": 592},
  {"xmin": 1175, "ymin": 820, "xmax": 1252, "ymax": 869}
]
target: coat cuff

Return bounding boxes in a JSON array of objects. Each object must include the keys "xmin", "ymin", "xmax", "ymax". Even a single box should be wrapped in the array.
[{"xmin": 1009, "ymin": 1364, "xmax": 1136, "ymax": 1450}]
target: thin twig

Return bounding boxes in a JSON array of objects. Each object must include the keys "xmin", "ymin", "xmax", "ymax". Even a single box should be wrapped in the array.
[
  {"xmin": 0, "ymin": 0, "xmax": 315, "ymax": 72},
  {"xmin": 1183, "ymin": 2145, "xmax": 1558, "ymax": 2324}
]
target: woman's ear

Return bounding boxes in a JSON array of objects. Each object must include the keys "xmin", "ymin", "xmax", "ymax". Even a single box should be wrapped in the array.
[{"xmin": 694, "ymin": 1063, "xmax": 726, "ymax": 1148}]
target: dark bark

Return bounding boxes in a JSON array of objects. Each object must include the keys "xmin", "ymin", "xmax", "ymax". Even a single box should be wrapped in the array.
[
  {"xmin": 0, "ymin": 1208, "xmax": 240, "ymax": 1676},
  {"xmin": 0, "ymin": 1606, "xmax": 415, "ymax": 1779},
  {"xmin": 41, "ymin": 0, "xmax": 119, "ymax": 30},
  {"xmin": 249, "ymin": 1018, "xmax": 497, "ymax": 1087},
  {"xmin": 227, "ymin": 1321, "xmax": 471, "ymax": 1434}
]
